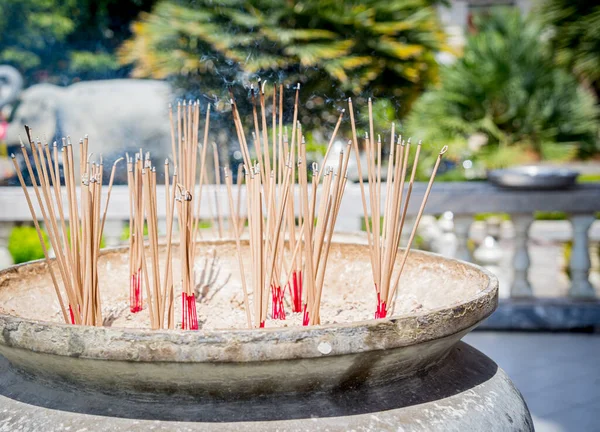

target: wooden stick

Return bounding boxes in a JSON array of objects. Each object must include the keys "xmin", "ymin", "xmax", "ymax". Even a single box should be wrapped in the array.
[
  {"xmin": 21, "ymin": 138, "xmax": 80, "ymax": 322},
  {"xmin": 192, "ymin": 103, "xmax": 211, "ymax": 243},
  {"xmin": 99, "ymin": 158, "xmax": 123, "ymax": 242},
  {"xmin": 347, "ymin": 98, "xmax": 375, "ymax": 274},
  {"xmin": 225, "ymin": 168, "xmax": 252, "ymax": 328},
  {"xmin": 212, "ymin": 142, "xmax": 223, "ymax": 238},
  {"xmin": 316, "ymin": 109, "xmax": 344, "ymax": 185},
  {"xmin": 387, "ymin": 146, "xmax": 448, "ymax": 307},
  {"xmin": 11, "ymin": 154, "xmax": 69, "ymax": 323}
]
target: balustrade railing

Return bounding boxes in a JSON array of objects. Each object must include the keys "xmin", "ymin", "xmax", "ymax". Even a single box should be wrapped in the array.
[{"xmin": 1, "ymin": 182, "xmax": 598, "ymax": 302}]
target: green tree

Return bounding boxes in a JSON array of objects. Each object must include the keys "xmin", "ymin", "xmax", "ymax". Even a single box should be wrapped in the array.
[
  {"xmin": 119, "ymin": 0, "xmax": 448, "ymax": 121},
  {"xmin": 405, "ymin": 9, "xmax": 598, "ymax": 172},
  {"xmin": 0, "ymin": 0, "xmax": 156, "ymax": 84},
  {"xmin": 539, "ymin": 0, "xmax": 600, "ymax": 99}
]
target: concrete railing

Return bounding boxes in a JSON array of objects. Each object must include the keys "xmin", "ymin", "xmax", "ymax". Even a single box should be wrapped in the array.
[{"xmin": 1, "ymin": 182, "xmax": 599, "ymax": 302}]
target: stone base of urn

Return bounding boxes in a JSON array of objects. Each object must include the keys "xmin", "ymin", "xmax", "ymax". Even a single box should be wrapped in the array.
[{"xmin": 0, "ymin": 342, "xmax": 533, "ymax": 432}]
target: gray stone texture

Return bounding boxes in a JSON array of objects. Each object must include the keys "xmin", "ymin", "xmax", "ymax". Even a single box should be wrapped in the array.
[{"xmin": 0, "ymin": 342, "xmax": 533, "ymax": 431}]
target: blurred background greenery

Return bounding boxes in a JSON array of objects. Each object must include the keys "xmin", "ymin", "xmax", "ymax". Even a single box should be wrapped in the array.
[
  {"xmin": 2, "ymin": 0, "xmax": 597, "ymax": 174},
  {"xmin": 1, "ymin": 0, "xmax": 599, "ymax": 262}
]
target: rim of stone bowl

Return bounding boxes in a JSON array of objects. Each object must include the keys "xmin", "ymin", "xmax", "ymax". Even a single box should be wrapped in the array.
[{"xmin": 0, "ymin": 242, "xmax": 498, "ymax": 363}]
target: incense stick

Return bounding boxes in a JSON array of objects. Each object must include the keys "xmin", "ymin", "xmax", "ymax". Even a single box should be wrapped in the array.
[
  {"xmin": 10, "ymin": 83, "xmax": 448, "ymax": 332},
  {"xmin": 227, "ymin": 84, "xmax": 353, "ymax": 328},
  {"xmin": 353, "ymin": 99, "xmax": 447, "ymax": 318},
  {"xmin": 12, "ymin": 129, "xmax": 119, "ymax": 326}
]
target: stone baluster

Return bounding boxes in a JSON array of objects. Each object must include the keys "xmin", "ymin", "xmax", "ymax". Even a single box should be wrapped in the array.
[
  {"xmin": 336, "ymin": 207, "xmax": 363, "ymax": 232},
  {"xmin": 568, "ymin": 215, "xmax": 596, "ymax": 298},
  {"xmin": 157, "ymin": 217, "xmax": 167, "ymax": 237},
  {"xmin": 511, "ymin": 214, "xmax": 534, "ymax": 297},
  {"xmin": 103, "ymin": 219, "xmax": 125, "ymax": 248},
  {"xmin": 453, "ymin": 214, "xmax": 473, "ymax": 262},
  {"xmin": 400, "ymin": 215, "xmax": 417, "ymax": 247},
  {"xmin": 0, "ymin": 222, "xmax": 14, "ymax": 270}
]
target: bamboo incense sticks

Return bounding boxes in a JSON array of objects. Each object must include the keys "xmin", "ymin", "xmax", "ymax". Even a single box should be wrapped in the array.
[
  {"xmin": 228, "ymin": 83, "xmax": 348, "ymax": 328},
  {"xmin": 230, "ymin": 84, "xmax": 293, "ymax": 327},
  {"xmin": 126, "ymin": 151, "xmax": 144, "ymax": 313},
  {"xmin": 299, "ymin": 138, "xmax": 352, "ymax": 326},
  {"xmin": 170, "ymin": 100, "xmax": 209, "ymax": 330},
  {"xmin": 126, "ymin": 101, "xmax": 208, "ymax": 330},
  {"xmin": 10, "ymin": 83, "xmax": 447, "ymax": 332},
  {"xmin": 125, "ymin": 150, "xmax": 178, "ymax": 329},
  {"xmin": 11, "ymin": 128, "xmax": 121, "ymax": 326},
  {"xmin": 285, "ymin": 86, "xmax": 303, "ymax": 314},
  {"xmin": 347, "ymin": 98, "xmax": 447, "ymax": 319},
  {"xmin": 212, "ymin": 142, "xmax": 224, "ymax": 238}
]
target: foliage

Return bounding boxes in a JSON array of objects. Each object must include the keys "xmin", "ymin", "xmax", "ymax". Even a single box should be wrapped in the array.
[
  {"xmin": 8, "ymin": 225, "xmax": 109, "ymax": 264},
  {"xmin": 8, "ymin": 225, "xmax": 48, "ymax": 264},
  {"xmin": 579, "ymin": 173, "xmax": 600, "ymax": 183},
  {"xmin": 0, "ymin": 0, "xmax": 156, "ymax": 84},
  {"xmin": 120, "ymin": 222, "xmax": 148, "ymax": 241},
  {"xmin": 539, "ymin": 0, "xmax": 600, "ymax": 99},
  {"xmin": 473, "ymin": 211, "xmax": 599, "ymax": 223},
  {"xmin": 119, "ymin": 0, "xmax": 448, "ymax": 122},
  {"xmin": 405, "ymin": 9, "xmax": 599, "ymax": 171}
]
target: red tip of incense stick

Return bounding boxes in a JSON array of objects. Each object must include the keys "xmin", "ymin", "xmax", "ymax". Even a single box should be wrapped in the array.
[
  {"xmin": 288, "ymin": 270, "xmax": 303, "ymax": 313},
  {"xmin": 302, "ymin": 304, "xmax": 310, "ymax": 326},
  {"xmin": 130, "ymin": 269, "xmax": 143, "ymax": 313},
  {"xmin": 69, "ymin": 305, "xmax": 75, "ymax": 325},
  {"xmin": 271, "ymin": 285, "xmax": 286, "ymax": 320},
  {"xmin": 181, "ymin": 293, "xmax": 199, "ymax": 330},
  {"xmin": 374, "ymin": 288, "xmax": 388, "ymax": 319}
]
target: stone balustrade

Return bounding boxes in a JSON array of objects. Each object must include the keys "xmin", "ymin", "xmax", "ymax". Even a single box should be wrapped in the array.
[{"xmin": 1, "ymin": 182, "xmax": 598, "ymax": 307}]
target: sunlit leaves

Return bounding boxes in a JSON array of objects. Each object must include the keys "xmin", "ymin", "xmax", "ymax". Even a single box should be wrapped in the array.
[
  {"xmin": 119, "ymin": 0, "xmax": 447, "ymax": 113},
  {"xmin": 406, "ymin": 9, "xmax": 599, "ymax": 169},
  {"xmin": 540, "ymin": 0, "xmax": 600, "ymax": 98}
]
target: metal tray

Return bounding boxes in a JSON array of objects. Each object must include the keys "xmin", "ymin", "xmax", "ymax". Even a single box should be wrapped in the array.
[{"xmin": 488, "ymin": 166, "xmax": 579, "ymax": 190}]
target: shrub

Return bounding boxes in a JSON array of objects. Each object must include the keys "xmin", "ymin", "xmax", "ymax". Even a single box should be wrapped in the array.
[
  {"xmin": 405, "ymin": 9, "xmax": 599, "ymax": 171},
  {"xmin": 8, "ymin": 225, "xmax": 48, "ymax": 264}
]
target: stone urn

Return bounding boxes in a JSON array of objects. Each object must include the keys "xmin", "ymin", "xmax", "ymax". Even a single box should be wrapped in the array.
[{"xmin": 0, "ymin": 241, "xmax": 532, "ymax": 431}]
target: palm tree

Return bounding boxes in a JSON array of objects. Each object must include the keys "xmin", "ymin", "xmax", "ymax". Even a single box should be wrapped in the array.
[
  {"xmin": 405, "ymin": 9, "xmax": 598, "ymax": 172},
  {"xmin": 539, "ymin": 0, "xmax": 600, "ymax": 99},
  {"xmin": 0, "ymin": 0, "xmax": 156, "ymax": 83},
  {"xmin": 119, "ymin": 0, "xmax": 448, "ymax": 122}
]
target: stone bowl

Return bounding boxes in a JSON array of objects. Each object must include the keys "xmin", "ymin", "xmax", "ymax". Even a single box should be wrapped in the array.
[{"xmin": 0, "ymin": 241, "xmax": 498, "ymax": 398}]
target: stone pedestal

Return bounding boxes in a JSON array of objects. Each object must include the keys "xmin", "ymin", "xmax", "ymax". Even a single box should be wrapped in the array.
[{"xmin": 0, "ymin": 342, "xmax": 533, "ymax": 431}]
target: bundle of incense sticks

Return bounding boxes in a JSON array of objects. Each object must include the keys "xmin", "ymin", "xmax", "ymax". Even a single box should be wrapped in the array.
[
  {"xmin": 125, "ymin": 152, "xmax": 177, "ymax": 329},
  {"xmin": 228, "ymin": 82, "xmax": 346, "ymax": 328},
  {"xmin": 297, "ymin": 137, "xmax": 351, "ymax": 326},
  {"xmin": 211, "ymin": 142, "xmax": 224, "ymax": 238},
  {"xmin": 169, "ymin": 100, "xmax": 210, "ymax": 330},
  {"xmin": 10, "ymin": 86, "xmax": 447, "ymax": 331},
  {"xmin": 11, "ymin": 127, "xmax": 121, "ymax": 326},
  {"xmin": 347, "ymin": 98, "xmax": 447, "ymax": 318}
]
